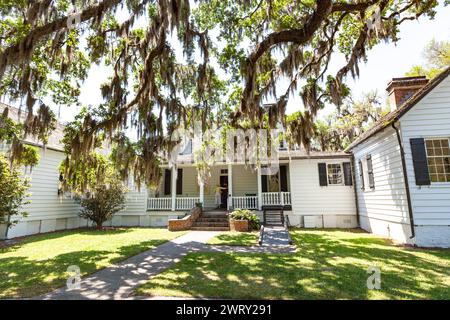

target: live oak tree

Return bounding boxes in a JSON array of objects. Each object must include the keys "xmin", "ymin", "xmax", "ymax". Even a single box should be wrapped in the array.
[{"xmin": 0, "ymin": 0, "xmax": 443, "ymax": 191}]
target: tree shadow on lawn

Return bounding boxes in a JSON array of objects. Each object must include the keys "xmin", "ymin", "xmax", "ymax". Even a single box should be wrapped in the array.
[
  {"xmin": 0, "ymin": 228, "xmax": 134, "ymax": 253},
  {"xmin": 0, "ymin": 238, "xmax": 167, "ymax": 299},
  {"xmin": 140, "ymin": 230, "xmax": 449, "ymax": 300},
  {"xmin": 210, "ymin": 232, "xmax": 258, "ymax": 246}
]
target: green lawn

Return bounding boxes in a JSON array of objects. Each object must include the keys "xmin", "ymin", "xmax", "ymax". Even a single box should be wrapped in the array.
[
  {"xmin": 207, "ymin": 231, "xmax": 259, "ymax": 246},
  {"xmin": 0, "ymin": 228, "xmax": 186, "ymax": 298},
  {"xmin": 136, "ymin": 229, "xmax": 450, "ymax": 299}
]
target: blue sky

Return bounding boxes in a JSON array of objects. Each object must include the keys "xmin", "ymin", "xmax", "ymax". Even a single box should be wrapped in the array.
[{"xmin": 5, "ymin": 3, "xmax": 450, "ymax": 123}]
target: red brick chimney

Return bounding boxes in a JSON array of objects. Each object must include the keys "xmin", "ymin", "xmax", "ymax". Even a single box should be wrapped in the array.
[{"xmin": 386, "ymin": 76, "xmax": 429, "ymax": 111}]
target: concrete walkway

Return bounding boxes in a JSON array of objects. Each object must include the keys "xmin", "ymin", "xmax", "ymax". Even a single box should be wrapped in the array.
[
  {"xmin": 38, "ymin": 230, "xmax": 295, "ymax": 300},
  {"xmin": 261, "ymin": 226, "xmax": 292, "ymax": 247}
]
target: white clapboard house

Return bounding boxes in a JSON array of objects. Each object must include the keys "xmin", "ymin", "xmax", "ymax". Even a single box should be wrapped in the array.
[
  {"xmin": 1, "ymin": 67, "xmax": 450, "ymax": 248},
  {"xmin": 347, "ymin": 67, "xmax": 450, "ymax": 248}
]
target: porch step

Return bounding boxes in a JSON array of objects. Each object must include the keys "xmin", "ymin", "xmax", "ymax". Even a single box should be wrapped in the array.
[
  {"xmin": 196, "ymin": 218, "xmax": 229, "ymax": 223},
  {"xmin": 191, "ymin": 226, "xmax": 230, "ymax": 231},
  {"xmin": 200, "ymin": 215, "xmax": 228, "ymax": 219},
  {"xmin": 193, "ymin": 222, "xmax": 230, "ymax": 227}
]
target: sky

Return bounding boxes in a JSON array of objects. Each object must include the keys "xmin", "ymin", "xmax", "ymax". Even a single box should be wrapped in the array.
[{"xmin": 3, "ymin": 2, "xmax": 450, "ymax": 124}]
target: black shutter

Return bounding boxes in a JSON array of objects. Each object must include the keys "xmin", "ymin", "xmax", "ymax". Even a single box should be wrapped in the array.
[
  {"xmin": 367, "ymin": 155, "xmax": 375, "ymax": 189},
  {"xmin": 280, "ymin": 165, "xmax": 288, "ymax": 191},
  {"xmin": 343, "ymin": 162, "xmax": 353, "ymax": 186},
  {"xmin": 176, "ymin": 168, "xmax": 183, "ymax": 195},
  {"xmin": 261, "ymin": 175, "xmax": 268, "ymax": 192},
  {"xmin": 164, "ymin": 169, "xmax": 171, "ymax": 195},
  {"xmin": 410, "ymin": 138, "xmax": 431, "ymax": 185},
  {"xmin": 318, "ymin": 163, "xmax": 328, "ymax": 186},
  {"xmin": 358, "ymin": 160, "xmax": 365, "ymax": 190}
]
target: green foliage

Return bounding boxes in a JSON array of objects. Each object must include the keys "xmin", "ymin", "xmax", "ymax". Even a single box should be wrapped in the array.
[
  {"xmin": 229, "ymin": 209, "xmax": 260, "ymax": 230},
  {"xmin": 78, "ymin": 180, "xmax": 127, "ymax": 229},
  {"xmin": 406, "ymin": 39, "xmax": 450, "ymax": 79},
  {"xmin": 0, "ymin": 154, "xmax": 30, "ymax": 232},
  {"xmin": 0, "ymin": 109, "xmax": 40, "ymax": 167}
]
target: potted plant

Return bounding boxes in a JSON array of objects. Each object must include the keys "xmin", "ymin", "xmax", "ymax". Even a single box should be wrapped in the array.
[{"xmin": 229, "ymin": 209, "xmax": 260, "ymax": 232}]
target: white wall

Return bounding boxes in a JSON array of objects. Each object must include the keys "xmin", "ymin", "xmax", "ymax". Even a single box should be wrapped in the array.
[
  {"xmin": 353, "ymin": 127, "xmax": 413, "ymax": 244},
  {"xmin": 400, "ymin": 74, "xmax": 450, "ymax": 247},
  {"xmin": 5, "ymin": 148, "xmax": 81, "ymax": 238},
  {"xmin": 289, "ymin": 158, "xmax": 357, "ymax": 228}
]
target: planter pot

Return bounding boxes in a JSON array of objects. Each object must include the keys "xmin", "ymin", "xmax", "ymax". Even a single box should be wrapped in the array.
[{"xmin": 229, "ymin": 219, "xmax": 249, "ymax": 232}]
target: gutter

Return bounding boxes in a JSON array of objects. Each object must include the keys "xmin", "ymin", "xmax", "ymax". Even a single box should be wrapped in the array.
[
  {"xmin": 391, "ymin": 122, "xmax": 415, "ymax": 239},
  {"xmin": 350, "ymin": 155, "xmax": 360, "ymax": 227}
]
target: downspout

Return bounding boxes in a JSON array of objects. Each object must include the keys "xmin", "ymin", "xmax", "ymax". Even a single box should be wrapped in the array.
[
  {"xmin": 350, "ymin": 155, "xmax": 360, "ymax": 227},
  {"xmin": 392, "ymin": 122, "xmax": 415, "ymax": 239}
]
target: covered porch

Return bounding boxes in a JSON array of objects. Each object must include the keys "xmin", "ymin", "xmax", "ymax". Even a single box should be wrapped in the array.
[{"xmin": 147, "ymin": 163, "xmax": 292, "ymax": 211}]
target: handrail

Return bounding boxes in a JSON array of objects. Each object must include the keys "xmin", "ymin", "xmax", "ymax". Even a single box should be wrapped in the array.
[{"xmin": 258, "ymin": 225, "xmax": 265, "ymax": 245}]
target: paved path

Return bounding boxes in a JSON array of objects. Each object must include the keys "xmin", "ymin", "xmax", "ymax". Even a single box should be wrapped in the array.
[
  {"xmin": 38, "ymin": 231, "xmax": 295, "ymax": 300},
  {"xmin": 261, "ymin": 226, "xmax": 292, "ymax": 247}
]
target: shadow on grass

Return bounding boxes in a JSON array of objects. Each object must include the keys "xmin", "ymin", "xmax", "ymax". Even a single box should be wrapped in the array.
[
  {"xmin": 209, "ymin": 232, "xmax": 258, "ymax": 246},
  {"xmin": 0, "ymin": 229, "xmax": 172, "ymax": 299},
  {"xmin": 138, "ymin": 229, "xmax": 450, "ymax": 300}
]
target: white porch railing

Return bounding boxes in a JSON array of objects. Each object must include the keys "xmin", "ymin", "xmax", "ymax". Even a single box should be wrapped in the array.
[
  {"xmin": 232, "ymin": 196, "xmax": 258, "ymax": 209},
  {"xmin": 147, "ymin": 197, "xmax": 200, "ymax": 210},
  {"xmin": 261, "ymin": 192, "xmax": 291, "ymax": 206},
  {"xmin": 176, "ymin": 197, "xmax": 200, "ymax": 210},
  {"xmin": 147, "ymin": 197, "xmax": 171, "ymax": 210}
]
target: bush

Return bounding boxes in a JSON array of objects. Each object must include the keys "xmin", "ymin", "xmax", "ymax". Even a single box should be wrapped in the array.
[
  {"xmin": 229, "ymin": 209, "xmax": 260, "ymax": 230},
  {"xmin": 78, "ymin": 182, "xmax": 127, "ymax": 229},
  {"xmin": 0, "ymin": 155, "xmax": 30, "ymax": 235}
]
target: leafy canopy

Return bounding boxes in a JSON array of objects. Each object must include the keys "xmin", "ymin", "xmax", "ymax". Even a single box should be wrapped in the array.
[{"xmin": 0, "ymin": 0, "xmax": 443, "ymax": 190}]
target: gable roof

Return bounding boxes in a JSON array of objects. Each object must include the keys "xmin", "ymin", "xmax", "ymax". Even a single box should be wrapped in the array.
[
  {"xmin": 346, "ymin": 66, "xmax": 450, "ymax": 151},
  {"xmin": 0, "ymin": 103, "xmax": 65, "ymax": 152}
]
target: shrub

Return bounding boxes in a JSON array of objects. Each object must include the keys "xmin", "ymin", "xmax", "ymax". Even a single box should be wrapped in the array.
[
  {"xmin": 78, "ymin": 181, "xmax": 127, "ymax": 229},
  {"xmin": 0, "ymin": 154, "xmax": 30, "ymax": 235},
  {"xmin": 229, "ymin": 209, "xmax": 260, "ymax": 230}
]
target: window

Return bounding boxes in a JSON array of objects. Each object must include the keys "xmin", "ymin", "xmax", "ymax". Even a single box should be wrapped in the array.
[
  {"xmin": 327, "ymin": 163, "xmax": 343, "ymax": 185},
  {"xmin": 425, "ymin": 139, "xmax": 450, "ymax": 182},
  {"xmin": 220, "ymin": 169, "xmax": 228, "ymax": 175}
]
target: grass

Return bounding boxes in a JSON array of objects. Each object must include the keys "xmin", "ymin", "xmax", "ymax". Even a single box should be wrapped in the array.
[
  {"xmin": 136, "ymin": 229, "xmax": 450, "ymax": 299},
  {"xmin": 0, "ymin": 228, "xmax": 186, "ymax": 298},
  {"xmin": 207, "ymin": 231, "xmax": 259, "ymax": 246}
]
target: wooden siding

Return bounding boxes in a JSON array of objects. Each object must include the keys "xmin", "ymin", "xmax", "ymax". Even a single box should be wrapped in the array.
[
  {"xmin": 289, "ymin": 158, "xmax": 356, "ymax": 215},
  {"xmin": 400, "ymin": 74, "xmax": 450, "ymax": 226},
  {"xmin": 353, "ymin": 127, "xmax": 412, "ymax": 242}
]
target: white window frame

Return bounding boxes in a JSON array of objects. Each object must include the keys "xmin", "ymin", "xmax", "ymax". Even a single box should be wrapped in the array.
[
  {"xmin": 326, "ymin": 163, "xmax": 344, "ymax": 186},
  {"xmin": 360, "ymin": 157, "xmax": 372, "ymax": 192},
  {"xmin": 424, "ymin": 137, "xmax": 450, "ymax": 184}
]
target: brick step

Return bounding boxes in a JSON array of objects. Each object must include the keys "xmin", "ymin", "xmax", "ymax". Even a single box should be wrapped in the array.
[
  {"xmin": 193, "ymin": 222, "xmax": 230, "ymax": 227},
  {"xmin": 191, "ymin": 226, "xmax": 230, "ymax": 231},
  {"xmin": 200, "ymin": 214, "xmax": 228, "ymax": 219},
  {"xmin": 197, "ymin": 218, "xmax": 229, "ymax": 223}
]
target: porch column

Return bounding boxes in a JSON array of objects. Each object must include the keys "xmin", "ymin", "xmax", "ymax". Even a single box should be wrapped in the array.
[
  {"xmin": 228, "ymin": 163, "xmax": 233, "ymax": 210},
  {"xmin": 199, "ymin": 175, "xmax": 204, "ymax": 207},
  {"xmin": 257, "ymin": 166, "xmax": 262, "ymax": 210},
  {"xmin": 171, "ymin": 165, "xmax": 177, "ymax": 211}
]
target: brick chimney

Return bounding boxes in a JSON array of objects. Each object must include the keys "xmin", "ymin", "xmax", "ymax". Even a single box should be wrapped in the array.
[{"xmin": 386, "ymin": 76, "xmax": 429, "ymax": 111}]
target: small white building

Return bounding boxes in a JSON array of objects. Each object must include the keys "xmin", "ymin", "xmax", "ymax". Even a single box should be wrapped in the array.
[{"xmin": 348, "ymin": 67, "xmax": 450, "ymax": 248}]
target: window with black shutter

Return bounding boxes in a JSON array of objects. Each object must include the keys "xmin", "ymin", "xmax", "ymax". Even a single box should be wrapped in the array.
[
  {"xmin": 164, "ymin": 169, "xmax": 171, "ymax": 195},
  {"xmin": 318, "ymin": 163, "xmax": 328, "ymax": 186},
  {"xmin": 343, "ymin": 162, "xmax": 353, "ymax": 186},
  {"xmin": 367, "ymin": 155, "xmax": 375, "ymax": 189},
  {"xmin": 176, "ymin": 168, "xmax": 183, "ymax": 195},
  {"xmin": 358, "ymin": 160, "xmax": 365, "ymax": 190}
]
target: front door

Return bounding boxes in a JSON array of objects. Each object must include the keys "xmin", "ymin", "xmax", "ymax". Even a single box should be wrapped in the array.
[{"xmin": 219, "ymin": 175, "xmax": 228, "ymax": 209}]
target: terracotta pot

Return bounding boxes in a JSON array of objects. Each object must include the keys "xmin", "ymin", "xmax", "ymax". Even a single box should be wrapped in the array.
[{"xmin": 229, "ymin": 219, "xmax": 249, "ymax": 232}]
